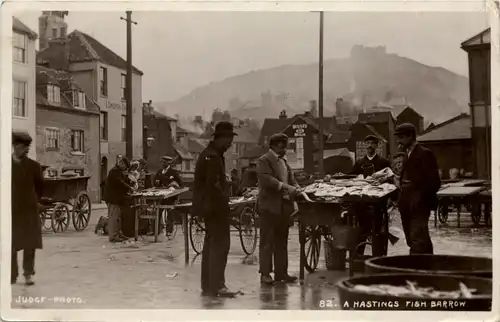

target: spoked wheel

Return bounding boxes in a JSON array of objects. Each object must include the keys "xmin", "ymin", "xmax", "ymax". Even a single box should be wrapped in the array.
[
  {"xmin": 39, "ymin": 207, "xmax": 52, "ymax": 230},
  {"xmin": 51, "ymin": 203, "xmax": 70, "ymax": 233},
  {"xmin": 438, "ymin": 204, "xmax": 449, "ymax": 223},
  {"xmin": 189, "ymin": 216, "xmax": 206, "ymax": 255},
  {"xmin": 72, "ymin": 192, "xmax": 91, "ymax": 231},
  {"xmin": 238, "ymin": 206, "xmax": 258, "ymax": 255},
  {"xmin": 303, "ymin": 226, "xmax": 321, "ymax": 273},
  {"xmin": 163, "ymin": 210, "xmax": 178, "ymax": 240}
]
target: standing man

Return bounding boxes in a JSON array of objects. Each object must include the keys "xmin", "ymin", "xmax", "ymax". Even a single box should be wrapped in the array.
[
  {"xmin": 11, "ymin": 131, "xmax": 44, "ymax": 285},
  {"xmin": 257, "ymin": 133, "xmax": 300, "ymax": 285},
  {"xmin": 154, "ymin": 156, "xmax": 182, "ymax": 234},
  {"xmin": 351, "ymin": 135, "xmax": 392, "ymax": 256},
  {"xmin": 193, "ymin": 121, "xmax": 238, "ymax": 297},
  {"xmin": 395, "ymin": 123, "xmax": 440, "ymax": 255},
  {"xmin": 103, "ymin": 157, "xmax": 134, "ymax": 243}
]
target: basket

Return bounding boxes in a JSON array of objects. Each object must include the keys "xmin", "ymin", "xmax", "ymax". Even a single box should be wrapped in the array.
[
  {"xmin": 324, "ymin": 240, "xmax": 346, "ymax": 271},
  {"xmin": 330, "ymin": 225, "xmax": 360, "ymax": 250}
]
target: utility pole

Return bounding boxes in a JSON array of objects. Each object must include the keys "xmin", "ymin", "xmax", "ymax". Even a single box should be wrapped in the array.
[
  {"xmin": 121, "ymin": 11, "xmax": 137, "ymax": 160},
  {"xmin": 318, "ymin": 11, "xmax": 325, "ymax": 177}
]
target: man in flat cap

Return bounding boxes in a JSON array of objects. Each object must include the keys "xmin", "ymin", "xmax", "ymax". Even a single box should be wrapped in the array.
[
  {"xmin": 395, "ymin": 123, "xmax": 440, "ymax": 255},
  {"xmin": 351, "ymin": 134, "xmax": 392, "ymax": 256},
  {"xmin": 193, "ymin": 121, "xmax": 238, "ymax": 297},
  {"xmin": 154, "ymin": 155, "xmax": 182, "ymax": 235},
  {"xmin": 257, "ymin": 133, "xmax": 300, "ymax": 285},
  {"xmin": 11, "ymin": 131, "xmax": 44, "ymax": 285}
]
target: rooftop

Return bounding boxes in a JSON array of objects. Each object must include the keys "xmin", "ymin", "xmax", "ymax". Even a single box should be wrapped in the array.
[
  {"xmin": 418, "ymin": 113, "xmax": 471, "ymax": 142},
  {"xmin": 461, "ymin": 28, "xmax": 491, "ymax": 48},
  {"xmin": 13, "ymin": 17, "xmax": 37, "ymax": 39}
]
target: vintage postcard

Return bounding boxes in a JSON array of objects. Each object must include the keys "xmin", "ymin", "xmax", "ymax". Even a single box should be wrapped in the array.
[{"xmin": 1, "ymin": 0, "xmax": 498, "ymax": 321}]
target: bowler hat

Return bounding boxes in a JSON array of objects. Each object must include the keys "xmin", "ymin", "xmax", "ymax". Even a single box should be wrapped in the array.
[
  {"xmin": 364, "ymin": 135, "xmax": 379, "ymax": 143},
  {"xmin": 269, "ymin": 133, "xmax": 289, "ymax": 146},
  {"xmin": 12, "ymin": 131, "xmax": 32, "ymax": 145},
  {"xmin": 213, "ymin": 121, "xmax": 238, "ymax": 137},
  {"xmin": 394, "ymin": 123, "xmax": 416, "ymax": 136}
]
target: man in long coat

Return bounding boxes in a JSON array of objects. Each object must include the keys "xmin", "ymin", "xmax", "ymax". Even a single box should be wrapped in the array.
[
  {"xmin": 395, "ymin": 123, "xmax": 441, "ymax": 254},
  {"xmin": 11, "ymin": 131, "xmax": 44, "ymax": 285},
  {"xmin": 193, "ymin": 122, "xmax": 238, "ymax": 297},
  {"xmin": 257, "ymin": 133, "xmax": 300, "ymax": 285}
]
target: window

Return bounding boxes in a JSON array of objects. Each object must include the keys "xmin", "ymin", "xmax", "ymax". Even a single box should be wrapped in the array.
[
  {"xmin": 12, "ymin": 80, "xmax": 26, "ymax": 117},
  {"xmin": 100, "ymin": 112, "xmax": 108, "ymax": 140},
  {"xmin": 121, "ymin": 115, "xmax": 126, "ymax": 142},
  {"xmin": 12, "ymin": 32, "xmax": 26, "ymax": 63},
  {"xmin": 52, "ymin": 28, "xmax": 58, "ymax": 38},
  {"xmin": 296, "ymin": 137, "xmax": 304, "ymax": 169},
  {"xmin": 73, "ymin": 91, "xmax": 86, "ymax": 109},
  {"xmin": 99, "ymin": 67, "xmax": 108, "ymax": 96},
  {"xmin": 121, "ymin": 74, "xmax": 126, "ymax": 100},
  {"xmin": 185, "ymin": 160, "xmax": 191, "ymax": 171},
  {"xmin": 71, "ymin": 130, "xmax": 84, "ymax": 152},
  {"xmin": 45, "ymin": 128, "xmax": 60, "ymax": 150},
  {"xmin": 47, "ymin": 85, "xmax": 60, "ymax": 104},
  {"xmin": 60, "ymin": 27, "xmax": 67, "ymax": 37}
]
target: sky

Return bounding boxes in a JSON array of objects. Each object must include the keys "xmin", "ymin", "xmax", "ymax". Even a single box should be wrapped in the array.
[{"xmin": 15, "ymin": 11, "xmax": 489, "ymax": 102}]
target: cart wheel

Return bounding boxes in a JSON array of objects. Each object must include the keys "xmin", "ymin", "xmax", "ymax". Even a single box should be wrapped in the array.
[
  {"xmin": 189, "ymin": 216, "xmax": 206, "ymax": 255},
  {"xmin": 438, "ymin": 205, "xmax": 449, "ymax": 223},
  {"xmin": 303, "ymin": 226, "xmax": 321, "ymax": 273},
  {"xmin": 164, "ymin": 210, "xmax": 178, "ymax": 240},
  {"xmin": 72, "ymin": 192, "xmax": 91, "ymax": 231},
  {"xmin": 39, "ymin": 208, "xmax": 52, "ymax": 230},
  {"xmin": 239, "ymin": 206, "xmax": 258, "ymax": 255},
  {"xmin": 51, "ymin": 203, "xmax": 70, "ymax": 233}
]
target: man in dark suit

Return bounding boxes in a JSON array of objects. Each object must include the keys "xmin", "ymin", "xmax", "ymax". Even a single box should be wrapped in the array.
[
  {"xmin": 193, "ymin": 122, "xmax": 238, "ymax": 298},
  {"xmin": 351, "ymin": 135, "xmax": 392, "ymax": 256},
  {"xmin": 395, "ymin": 123, "xmax": 441, "ymax": 255},
  {"xmin": 154, "ymin": 156, "xmax": 183, "ymax": 234},
  {"xmin": 257, "ymin": 133, "xmax": 300, "ymax": 285},
  {"xmin": 11, "ymin": 131, "xmax": 44, "ymax": 286}
]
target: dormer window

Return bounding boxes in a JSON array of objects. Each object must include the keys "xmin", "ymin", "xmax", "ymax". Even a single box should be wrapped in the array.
[
  {"xmin": 47, "ymin": 85, "xmax": 61, "ymax": 104},
  {"xmin": 73, "ymin": 90, "xmax": 86, "ymax": 109}
]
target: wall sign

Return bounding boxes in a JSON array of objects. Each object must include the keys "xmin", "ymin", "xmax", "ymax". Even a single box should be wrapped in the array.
[
  {"xmin": 106, "ymin": 101, "xmax": 136, "ymax": 113},
  {"xmin": 292, "ymin": 123, "xmax": 307, "ymax": 137}
]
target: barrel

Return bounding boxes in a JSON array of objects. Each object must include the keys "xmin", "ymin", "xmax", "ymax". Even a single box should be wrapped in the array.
[
  {"xmin": 365, "ymin": 255, "xmax": 492, "ymax": 278},
  {"xmin": 337, "ymin": 273, "xmax": 492, "ymax": 311}
]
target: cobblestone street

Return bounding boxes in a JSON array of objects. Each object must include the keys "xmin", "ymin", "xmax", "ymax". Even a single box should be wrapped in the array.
[{"xmin": 11, "ymin": 205, "xmax": 492, "ymax": 310}]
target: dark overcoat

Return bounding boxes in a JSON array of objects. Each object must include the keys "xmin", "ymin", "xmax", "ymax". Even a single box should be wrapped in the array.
[
  {"xmin": 12, "ymin": 157, "xmax": 44, "ymax": 251},
  {"xmin": 351, "ymin": 154, "xmax": 391, "ymax": 176}
]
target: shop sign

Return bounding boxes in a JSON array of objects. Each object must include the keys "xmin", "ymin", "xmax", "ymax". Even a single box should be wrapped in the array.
[{"xmin": 292, "ymin": 123, "xmax": 307, "ymax": 137}]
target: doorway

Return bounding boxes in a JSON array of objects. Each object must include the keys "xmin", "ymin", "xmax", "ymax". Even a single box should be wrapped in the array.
[{"xmin": 100, "ymin": 157, "xmax": 108, "ymax": 202}]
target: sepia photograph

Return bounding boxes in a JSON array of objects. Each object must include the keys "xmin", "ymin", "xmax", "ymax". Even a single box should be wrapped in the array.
[{"xmin": 3, "ymin": 2, "xmax": 498, "ymax": 320}]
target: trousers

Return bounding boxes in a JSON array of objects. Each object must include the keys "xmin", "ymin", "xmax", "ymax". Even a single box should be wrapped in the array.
[
  {"xmin": 107, "ymin": 203, "xmax": 122, "ymax": 241},
  {"xmin": 259, "ymin": 211, "xmax": 290, "ymax": 277},
  {"xmin": 399, "ymin": 191, "xmax": 433, "ymax": 255},
  {"xmin": 355, "ymin": 205, "xmax": 385, "ymax": 256},
  {"xmin": 201, "ymin": 215, "xmax": 230, "ymax": 292},
  {"xmin": 12, "ymin": 248, "xmax": 36, "ymax": 281}
]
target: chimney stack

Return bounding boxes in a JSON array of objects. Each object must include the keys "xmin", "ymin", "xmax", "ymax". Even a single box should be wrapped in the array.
[
  {"xmin": 47, "ymin": 38, "xmax": 69, "ymax": 71},
  {"xmin": 279, "ymin": 110, "xmax": 287, "ymax": 119},
  {"xmin": 309, "ymin": 100, "xmax": 317, "ymax": 118}
]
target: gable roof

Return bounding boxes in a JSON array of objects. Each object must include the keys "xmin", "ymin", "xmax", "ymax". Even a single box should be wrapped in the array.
[
  {"xmin": 259, "ymin": 118, "xmax": 294, "ymax": 145},
  {"xmin": 36, "ymin": 66, "xmax": 100, "ymax": 114},
  {"xmin": 173, "ymin": 143, "xmax": 194, "ymax": 160},
  {"xmin": 461, "ymin": 28, "xmax": 491, "ymax": 48},
  {"xmin": 418, "ymin": 113, "xmax": 471, "ymax": 142},
  {"xmin": 13, "ymin": 17, "xmax": 37, "ymax": 39},
  {"xmin": 396, "ymin": 106, "xmax": 423, "ymax": 120},
  {"xmin": 187, "ymin": 138, "xmax": 206, "ymax": 154},
  {"xmin": 358, "ymin": 111, "xmax": 395, "ymax": 124},
  {"xmin": 37, "ymin": 30, "xmax": 143, "ymax": 75}
]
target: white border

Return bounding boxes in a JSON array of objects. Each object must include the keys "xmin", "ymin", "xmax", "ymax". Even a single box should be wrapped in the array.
[{"xmin": 2, "ymin": 1, "xmax": 499, "ymax": 321}]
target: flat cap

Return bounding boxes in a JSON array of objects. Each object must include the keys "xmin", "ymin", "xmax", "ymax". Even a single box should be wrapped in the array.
[
  {"xmin": 363, "ymin": 135, "xmax": 379, "ymax": 143},
  {"xmin": 269, "ymin": 133, "xmax": 289, "ymax": 146},
  {"xmin": 12, "ymin": 131, "xmax": 32, "ymax": 145},
  {"xmin": 394, "ymin": 123, "xmax": 416, "ymax": 136}
]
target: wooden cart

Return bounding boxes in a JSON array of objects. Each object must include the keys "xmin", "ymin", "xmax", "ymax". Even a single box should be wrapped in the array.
[
  {"xmin": 39, "ymin": 176, "xmax": 92, "ymax": 233},
  {"xmin": 435, "ymin": 185, "xmax": 487, "ymax": 227},
  {"xmin": 297, "ymin": 190, "xmax": 395, "ymax": 280},
  {"xmin": 172, "ymin": 197, "xmax": 259, "ymax": 264}
]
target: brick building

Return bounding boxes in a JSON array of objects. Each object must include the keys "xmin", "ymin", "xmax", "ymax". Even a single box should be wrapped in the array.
[
  {"xmin": 12, "ymin": 17, "xmax": 37, "ymax": 159},
  {"xmin": 37, "ymin": 12, "xmax": 144, "ymax": 192},
  {"xmin": 35, "ymin": 66, "xmax": 100, "ymax": 201}
]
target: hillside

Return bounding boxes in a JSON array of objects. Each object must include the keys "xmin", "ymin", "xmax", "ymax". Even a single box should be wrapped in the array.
[{"xmin": 155, "ymin": 46, "xmax": 469, "ymax": 124}]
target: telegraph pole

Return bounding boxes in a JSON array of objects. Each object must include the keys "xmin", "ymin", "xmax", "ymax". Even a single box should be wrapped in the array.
[
  {"xmin": 121, "ymin": 11, "xmax": 137, "ymax": 160},
  {"xmin": 318, "ymin": 11, "xmax": 325, "ymax": 177}
]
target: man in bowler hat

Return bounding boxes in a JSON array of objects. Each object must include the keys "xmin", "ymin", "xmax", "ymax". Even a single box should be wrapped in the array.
[
  {"xmin": 257, "ymin": 133, "xmax": 300, "ymax": 285},
  {"xmin": 193, "ymin": 121, "xmax": 238, "ymax": 297},
  {"xmin": 11, "ymin": 131, "xmax": 44, "ymax": 285},
  {"xmin": 395, "ymin": 123, "xmax": 440, "ymax": 254}
]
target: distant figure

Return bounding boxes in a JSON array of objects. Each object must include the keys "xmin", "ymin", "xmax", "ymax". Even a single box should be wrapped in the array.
[
  {"xmin": 449, "ymin": 168, "xmax": 459, "ymax": 180},
  {"xmin": 154, "ymin": 156, "xmax": 183, "ymax": 235},
  {"xmin": 11, "ymin": 131, "xmax": 44, "ymax": 286},
  {"xmin": 230, "ymin": 169, "xmax": 239, "ymax": 196},
  {"xmin": 239, "ymin": 162, "xmax": 258, "ymax": 192}
]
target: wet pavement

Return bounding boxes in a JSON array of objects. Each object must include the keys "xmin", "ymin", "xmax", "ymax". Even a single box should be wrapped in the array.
[{"xmin": 10, "ymin": 206, "xmax": 491, "ymax": 310}]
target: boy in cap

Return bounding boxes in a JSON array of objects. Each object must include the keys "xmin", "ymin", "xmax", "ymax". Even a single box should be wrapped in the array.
[
  {"xmin": 257, "ymin": 133, "xmax": 301, "ymax": 285},
  {"xmin": 103, "ymin": 156, "xmax": 135, "ymax": 242},
  {"xmin": 11, "ymin": 131, "xmax": 44, "ymax": 285},
  {"xmin": 395, "ymin": 123, "xmax": 440, "ymax": 255},
  {"xmin": 193, "ymin": 121, "xmax": 238, "ymax": 297}
]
